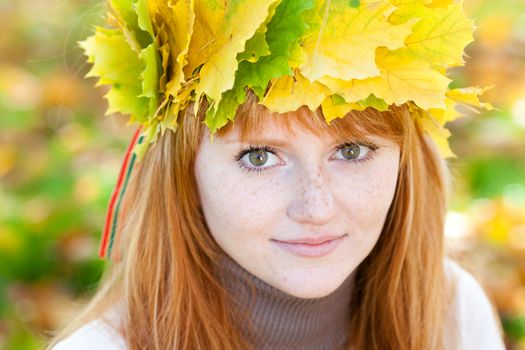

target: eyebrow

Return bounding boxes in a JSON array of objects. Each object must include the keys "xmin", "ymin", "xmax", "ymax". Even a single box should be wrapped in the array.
[
  {"xmin": 225, "ymin": 137, "xmax": 291, "ymax": 148},
  {"xmin": 226, "ymin": 136, "xmax": 362, "ymax": 148}
]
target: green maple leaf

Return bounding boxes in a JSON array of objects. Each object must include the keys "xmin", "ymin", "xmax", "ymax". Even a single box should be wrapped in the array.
[
  {"xmin": 109, "ymin": 0, "xmax": 152, "ymax": 50},
  {"xmin": 139, "ymin": 43, "xmax": 160, "ymax": 112},
  {"xmin": 79, "ymin": 27, "xmax": 149, "ymax": 121},
  {"xmin": 241, "ymin": 0, "xmax": 315, "ymax": 94},
  {"xmin": 206, "ymin": 0, "xmax": 315, "ymax": 133},
  {"xmin": 237, "ymin": 31, "xmax": 271, "ymax": 63}
]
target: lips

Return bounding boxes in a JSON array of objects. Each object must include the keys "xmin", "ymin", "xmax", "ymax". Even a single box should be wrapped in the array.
[
  {"xmin": 270, "ymin": 234, "xmax": 348, "ymax": 258},
  {"xmin": 272, "ymin": 234, "xmax": 346, "ymax": 245}
]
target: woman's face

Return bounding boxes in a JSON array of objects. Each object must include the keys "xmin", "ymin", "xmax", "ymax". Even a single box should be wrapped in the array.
[{"xmin": 194, "ymin": 114, "xmax": 400, "ymax": 298}]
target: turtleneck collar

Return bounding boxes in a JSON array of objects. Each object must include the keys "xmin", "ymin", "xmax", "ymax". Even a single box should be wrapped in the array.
[{"xmin": 215, "ymin": 253, "xmax": 356, "ymax": 350}]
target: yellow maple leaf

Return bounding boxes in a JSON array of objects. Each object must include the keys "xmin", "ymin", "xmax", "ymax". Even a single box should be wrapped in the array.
[
  {"xmin": 446, "ymin": 86, "xmax": 494, "ymax": 110},
  {"xmin": 428, "ymin": 98, "xmax": 459, "ymax": 125},
  {"xmin": 318, "ymin": 75, "xmax": 376, "ymax": 103},
  {"xmin": 418, "ymin": 112, "xmax": 455, "ymax": 158},
  {"xmin": 425, "ymin": 0, "xmax": 454, "ymax": 8},
  {"xmin": 261, "ymin": 72, "xmax": 330, "ymax": 113},
  {"xmin": 299, "ymin": 0, "xmax": 416, "ymax": 81},
  {"xmin": 192, "ymin": 0, "xmax": 281, "ymax": 109},
  {"xmin": 429, "ymin": 86, "xmax": 493, "ymax": 125},
  {"xmin": 390, "ymin": 1, "xmax": 474, "ymax": 68},
  {"xmin": 372, "ymin": 48, "xmax": 451, "ymax": 109},
  {"xmin": 183, "ymin": 0, "xmax": 225, "ymax": 78},
  {"xmin": 148, "ymin": 0, "xmax": 195, "ymax": 100},
  {"xmin": 375, "ymin": 48, "xmax": 451, "ymax": 109},
  {"xmin": 323, "ymin": 47, "xmax": 450, "ymax": 109},
  {"xmin": 321, "ymin": 95, "xmax": 365, "ymax": 123}
]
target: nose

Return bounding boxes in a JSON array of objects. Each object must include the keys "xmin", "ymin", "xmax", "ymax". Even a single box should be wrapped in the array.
[{"xmin": 286, "ymin": 166, "xmax": 336, "ymax": 225}]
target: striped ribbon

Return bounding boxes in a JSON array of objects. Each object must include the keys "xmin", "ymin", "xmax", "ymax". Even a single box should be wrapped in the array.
[{"xmin": 99, "ymin": 127, "xmax": 144, "ymax": 259}]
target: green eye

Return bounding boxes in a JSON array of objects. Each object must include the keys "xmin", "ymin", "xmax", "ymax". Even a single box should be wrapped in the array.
[
  {"xmin": 340, "ymin": 143, "xmax": 361, "ymax": 160},
  {"xmin": 236, "ymin": 145, "xmax": 280, "ymax": 172},
  {"xmin": 248, "ymin": 149, "xmax": 269, "ymax": 166},
  {"xmin": 333, "ymin": 142, "xmax": 376, "ymax": 162}
]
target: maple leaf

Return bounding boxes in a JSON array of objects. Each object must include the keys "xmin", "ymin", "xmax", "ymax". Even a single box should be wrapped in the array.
[
  {"xmin": 238, "ymin": 0, "xmax": 315, "ymax": 95},
  {"xmin": 148, "ymin": 0, "xmax": 195, "ymax": 101},
  {"xmin": 446, "ymin": 86, "xmax": 494, "ymax": 110},
  {"xmin": 205, "ymin": 0, "xmax": 315, "ymax": 133},
  {"xmin": 193, "ymin": 0, "xmax": 281, "ymax": 109},
  {"xmin": 359, "ymin": 94, "xmax": 390, "ymax": 111},
  {"xmin": 416, "ymin": 110, "xmax": 455, "ymax": 158},
  {"xmin": 374, "ymin": 47, "xmax": 451, "ymax": 109},
  {"xmin": 299, "ymin": 0, "xmax": 416, "ymax": 81},
  {"xmin": 321, "ymin": 95, "xmax": 364, "ymax": 123},
  {"xmin": 138, "ymin": 43, "xmax": 160, "ymax": 112},
  {"xmin": 80, "ymin": 0, "xmax": 483, "ymax": 161},
  {"xmin": 428, "ymin": 86, "xmax": 494, "ymax": 124},
  {"xmin": 109, "ymin": 0, "xmax": 152, "ymax": 50},
  {"xmin": 318, "ymin": 75, "xmax": 374, "ymax": 103},
  {"xmin": 136, "ymin": 0, "xmax": 154, "ymax": 36},
  {"xmin": 425, "ymin": 0, "xmax": 454, "ymax": 8},
  {"xmin": 237, "ymin": 31, "xmax": 271, "ymax": 64},
  {"xmin": 261, "ymin": 72, "xmax": 330, "ymax": 112},
  {"xmin": 321, "ymin": 47, "xmax": 451, "ymax": 110},
  {"xmin": 321, "ymin": 94, "xmax": 388, "ymax": 122},
  {"xmin": 390, "ymin": 1, "xmax": 474, "ymax": 68},
  {"xmin": 204, "ymin": 90, "xmax": 240, "ymax": 133},
  {"xmin": 79, "ymin": 28, "xmax": 149, "ymax": 121}
]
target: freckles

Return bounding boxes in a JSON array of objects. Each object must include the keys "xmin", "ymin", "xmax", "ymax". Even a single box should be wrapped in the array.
[{"xmin": 337, "ymin": 171, "xmax": 396, "ymax": 216}]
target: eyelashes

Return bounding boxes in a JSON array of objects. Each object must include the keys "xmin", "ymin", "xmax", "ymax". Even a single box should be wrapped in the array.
[
  {"xmin": 234, "ymin": 145, "xmax": 278, "ymax": 162},
  {"xmin": 235, "ymin": 141, "xmax": 380, "ymax": 174},
  {"xmin": 235, "ymin": 145, "xmax": 281, "ymax": 173}
]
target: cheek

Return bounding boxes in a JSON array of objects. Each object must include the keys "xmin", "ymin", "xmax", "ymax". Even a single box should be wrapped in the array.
[
  {"xmin": 333, "ymin": 157, "xmax": 399, "ymax": 229},
  {"xmin": 195, "ymin": 159, "xmax": 285, "ymax": 241}
]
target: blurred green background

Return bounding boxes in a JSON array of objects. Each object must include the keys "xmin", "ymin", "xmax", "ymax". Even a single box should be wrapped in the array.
[{"xmin": 0, "ymin": 0, "xmax": 524, "ymax": 349}]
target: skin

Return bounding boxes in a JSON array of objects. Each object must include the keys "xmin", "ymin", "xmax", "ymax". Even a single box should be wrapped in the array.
[{"xmin": 194, "ymin": 115, "xmax": 400, "ymax": 299}]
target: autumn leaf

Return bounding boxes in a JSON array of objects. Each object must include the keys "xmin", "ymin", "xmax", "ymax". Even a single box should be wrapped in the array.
[
  {"xmin": 193, "ymin": 0, "xmax": 281, "ymax": 110},
  {"xmin": 321, "ymin": 94, "xmax": 389, "ymax": 122},
  {"xmin": 80, "ymin": 0, "xmax": 483, "ymax": 161},
  {"xmin": 237, "ymin": 31, "xmax": 271, "ymax": 64},
  {"xmin": 238, "ymin": 0, "xmax": 315, "ymax": 96},
  {"xmin": 390, "ymin": 1, "xmax": 474, "ymax": 68},
  {"xmin": 136, "ymin": 0, "xmax": 154, "ymax": 36},
  {"xmin": 360, "ymin": 94, "xmax": 389, "ymax": 111},
  {"xmin": 373, "ymin": 47, "xmax": 451, "ymax": 109},
  {"xmin": 428, "ymin": 86, "xmax": 494, "ymax": 124},
  {"xmin": 79, "ymin": 28, "xmax": 149, "ymax": 121},
  {"xmin": 299, "ymin": 0, "xmax": 417, "ymax": 81},
  {"xmin": 109, "ymin": 0, "xmax": 152, "ymax": 50},
  {"xmin": 138, "ymin": 43, "xmax": 160, "ymax": 111},
  {"xmin": 318, "ymin": 75, "xmax": 375, "ymax": 103},
  {"xmin": 321, "ymin": 47, "xmax": 451, "ymax": 109},
  {"xmin": 205, "ymin": 0, "xmax": 315, "ymax": 133},
  {"xmin": 416, "ymin": 110, "xmax": 455, "ymax": 158},
  {"xmin": 446, "ymin": 86, "xmax": 494, "ymax": 110},
  {"xmin": 204, "ymin": 90, "xmax": 241, "ymax": 133},
  {"xmin": 321, "ymin": 94, "xmax": 364, "ymax": 122},
  {"xmin": 147, "ymin": 0, "xmax": 195, "ymax": 102},
  {"xmin": 261, "ymin": 72, "xmax": 330, "ymax": 112}
]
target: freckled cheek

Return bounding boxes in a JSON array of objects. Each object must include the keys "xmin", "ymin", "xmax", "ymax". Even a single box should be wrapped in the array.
[
  {"xmin": 199, "ymin": 170, "xmax": 287, "ymax": 238},
  {"xmin": 333, "ymin": 168, "xmax": 398, "ymax": 224}
]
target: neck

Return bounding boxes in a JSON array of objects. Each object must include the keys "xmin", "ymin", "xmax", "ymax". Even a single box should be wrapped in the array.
[{"xmin": 215, "ymin": 253, "xmax": 355, "ymax": 350}]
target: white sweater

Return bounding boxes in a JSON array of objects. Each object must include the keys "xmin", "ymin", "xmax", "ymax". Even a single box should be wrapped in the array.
[{"xmin": 52, "ymin": 259, "xmax": 507, "ymax": 350}]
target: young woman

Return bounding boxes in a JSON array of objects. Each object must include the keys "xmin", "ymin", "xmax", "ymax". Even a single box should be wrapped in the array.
[{"xmin": 49, "ymin": 0, "xmax": 505, "ymax": 349}]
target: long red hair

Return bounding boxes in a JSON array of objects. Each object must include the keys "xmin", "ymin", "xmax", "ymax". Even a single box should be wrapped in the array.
[{"xmin": 48, "ymin": 91, "xmax": 452, "ymax": 349}]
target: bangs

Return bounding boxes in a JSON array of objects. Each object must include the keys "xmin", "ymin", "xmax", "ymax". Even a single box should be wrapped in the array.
[{"xmin": 215, "ymin": 90, "xmax": 408, "ymax": 146}]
